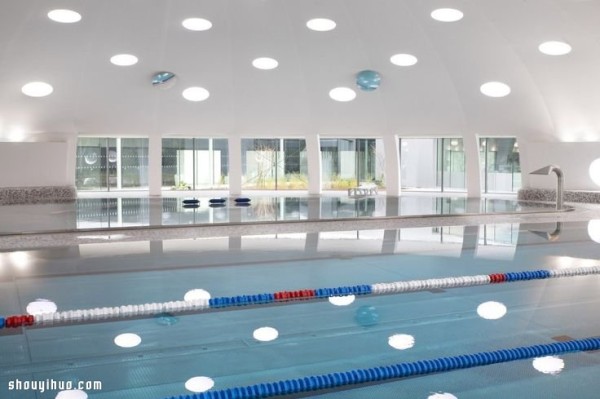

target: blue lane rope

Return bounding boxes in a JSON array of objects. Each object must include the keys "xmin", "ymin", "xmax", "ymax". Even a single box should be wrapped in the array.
[{"xmin": 164, "ymin": 337, "xmax": 600, "ymax": 399}]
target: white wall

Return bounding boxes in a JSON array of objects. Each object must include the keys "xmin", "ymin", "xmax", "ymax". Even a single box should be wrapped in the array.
[
  {"xmin": 0, "ymin": 142, "xmax": 71, "ymax": 187},
  {"xmin": 523, "ymin": 142, "xmax": 600, "ymax": 191}
]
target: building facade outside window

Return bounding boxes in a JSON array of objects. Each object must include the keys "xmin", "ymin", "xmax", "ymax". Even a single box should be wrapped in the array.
[
  {"xmin": 399, "ymin": 138, "xmax": 465, "ymax": 192},
  {"xmin": 162, "ymin": 138, "xmax": 229, "ymax": 190},
  {"xmin": 76, "ymin": 137, "xmax": 149, "ymax": 191},
  {"xmin": 320, "ymin": 138, "xmax": 385, "ymax": 190},
  {"xmin": 241, "ymin": 138, "xmax": 307, "ymax": 190},
  {"xmin": 479, "ymin": 137, "xmax": 521, "ymax": 193}
]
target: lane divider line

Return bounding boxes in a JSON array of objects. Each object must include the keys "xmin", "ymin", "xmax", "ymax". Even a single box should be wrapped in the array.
[
  {"xmin": 169, "ymin": 336, "xmax": 600, "ymax": 399},
  {"xmin": 1, "ymin": 266, "xmax": 599, "ymax": 329}
]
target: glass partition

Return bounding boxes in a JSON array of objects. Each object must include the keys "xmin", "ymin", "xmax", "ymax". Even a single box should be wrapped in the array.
[
  {"xmin": 399, "ymin": 138, "xmax": 465, "ymax": 192},
  {"xmin": 320, "ymin": 138, "xmax": 385, "ymax": 190},
  {"xmin": 76, "ymin": 137, "xmax": 148, "ymax": 191},
  {"xmin": 241, "ymin": 138, "xmax": 307, "ymax": 190},
  {"xmin": 479, "ymin": 137, "xmax": 521, "ymax": 193},
  {"xmin": 162, "ymin": 138, "xmax": 229, "ymax": 190}
]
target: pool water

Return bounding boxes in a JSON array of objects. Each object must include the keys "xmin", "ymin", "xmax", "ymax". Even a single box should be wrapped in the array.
[
  {"xmin": 0, "ymin": 196, "xmax": 558, "ymax": 234},
  {"xmin": 1, "ymin": 220, "xmax": 599, "ymax": 398}
]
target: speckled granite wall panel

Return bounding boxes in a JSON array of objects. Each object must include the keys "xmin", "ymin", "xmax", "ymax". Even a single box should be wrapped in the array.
[
  {"xmin": 518, "ymin": 188, "xmax": 600, "ymax": 204},
  {"xmin": 0, "ymin": 186, "xmax": 77, "ymax": 205}
]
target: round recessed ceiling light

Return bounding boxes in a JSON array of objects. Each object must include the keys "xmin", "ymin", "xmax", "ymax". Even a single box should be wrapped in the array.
[
  {"xmin": 253, "ymin": 326, "xmax": 279, "ymax": 342},
  {"xmin": 328, "ymin": 295, "xmax": 356, "ymax": 306},
  {"xmin": 477, "ymin": 301, "xmax": 507, "ymax": 319},
  {"xmin": 306, "ymin": 18, "xmax": 336, "ymax": 32},
  {"xmin": 185, "ymin": 376, "xmax": 215, "ymax": 393},
  {"xmin": 55, "ymin": 390, "xmax": 88, "ymax": 399},
  {"xmin": 431, "ymin": 8, "xmax": 464, "ymax": 22},
  {"xmin": 26, "ymin": 299, "xmax": 57, "ymax": 315},
  {"xmin": 48, "ymin": 9, "xmax": 82, "ymax": 23},
  {"xmin": 22, "ymin": 81, "xmax": 53, "ymax": 97},
  {"xmin": 480, "ymin": 81, "xmax": 511, "ymax": 98},
  {"xmin": 184, "ymin": 288, "xmax": 212, "ymax": 301},
  {"xmin": 587, "ymin": 219, "xmax": 600, "ymax": 243},
  {"xmin": 182, "ymin": 87, "xmax": 210, "ymax": 102},
  {"xmin": 114, "ymin": 333, "xmax": 142, "ymax": 348},
  {"xmin": 252, "ymin": 57, "xmax": 279, "ymax": 70},
  {"xmin": 532, "ymin": 356, "xmax": 565, "ymax": 374},
  {"xmin": 538, "ymin": 41, "xmax": 572, "ymax": 56},
  {"xmin": 588, "ymin": 159, "xmax": 600, "ymax": 187},
  {"xmin": 182, "ymin": 18, "xmax": 213, "ymax": 31},
  {"xmin": 428, "ymin": 393, "xmax": 458, "ymax": 399},
  {"xmin": 110, "ymin": 54, "xmax": 138, "ymax": 66},
  {"xmin": 390, "ymin": 53, "xmax": 418, "ymax": 66},
  {"xmin": 329, "ymin": 87, "xmax": 356, "ymax": 102},
  {"xmin": 388, "ymin": 334, "xmax": 415, "ymax": 350}
]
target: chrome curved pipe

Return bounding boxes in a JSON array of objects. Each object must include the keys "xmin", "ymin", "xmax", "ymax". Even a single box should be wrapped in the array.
[{"xmin": 530, "ymin": 165, "xmax": 564, "ymax": 210}]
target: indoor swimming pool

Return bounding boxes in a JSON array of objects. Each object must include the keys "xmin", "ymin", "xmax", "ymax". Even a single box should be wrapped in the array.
[{"xmin": 1, "ymin": 217, "xmax": 600, "ymax": 398}]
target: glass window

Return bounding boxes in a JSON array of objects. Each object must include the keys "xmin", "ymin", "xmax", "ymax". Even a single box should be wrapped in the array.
[
  {"xmin": 242, "ymin": 138, "xmax": 307, "ymax": 190},
  {"xmin": 479, "ymin": 137, "xmax": 521, "ymax": 193},
  {"xmin": 120, "ymin": 138, "xmax": 149, "ymax": 189},
  {"xmin": 399, "ymin": 138, "xmax": 465, "ymax": 192},
  {"xmin": 162, "ymin": 138, "xmax": 229, "ymax": 190},
  {"xmin": 76, "ymin": 137, "xmax": 148, "ymax": 191},
  {"xmin": 320, "ymin": 138, "xmax": 385, "ymax": 190}
]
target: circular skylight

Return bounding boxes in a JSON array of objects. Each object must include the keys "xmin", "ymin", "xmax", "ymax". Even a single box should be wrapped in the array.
[
  {"xmin": 184, "ymin": 288, "xmax": 212, "ymax": 301},
  {"xmin": 480, "ymin": 81, "xmax": 511, "ymax": 98},
  {"xmin": 252, "ymin": 57, "xmax": 279, "ymax": 70},
  {"xmin": 431, "ymin": 8, "xmax": 464, "ymax": 22},
  {"xmin": 26, "ymin": 299, "xmax": 57, "ymax": 315},
  {"xmin": 388, "ymin": 334, "xmax": 415, "ymax": 350},
  {"xmin": 390, "ymin": 53, "xmax": 418, "ymax": 66},
  {"xmin": 477, "ymin": 301, "xmax": 507, "ymax": 319},
  {"xmin": 328, "ymin": 295, "xmax": 356, "ymax": 306},
  {"xmin": 185, "ymin": 376, "xmax": 215, "ymax": 393},
  {"xmin": 253, "ymin": 327, "xmax": 279, "ymax": 342},
  {"xmin": 306, "ymin": 18, "xmax": 336, "ymax": 31},
  {"xmin": 22, "ymin": 82, "xmax": 53, "ymax": 97},
  {"xmin": 538, "ymin": 41, "xmax": 572, "ymax": 56},
  {"xmin": 182, "ymin": 87, "xmax": 210, "ymax": 102},
  {"xmin": 55, "ymin": 390, "xmax": 88, "ymax": 399},
  {"xmin": 110, "ymin": 54, "xmax": 138, "ymax": 66},
  {"xmin": 182, "ymin": 18, "xmax": 213, "ymax": 31},
  {"xmin": 114, "ymin": 333, "xmax": 142, "ymax": 348},
  {"xmin": 48, "ymin": 9, "xmax": 82, "ymax": 23},
  {"xmin": 428, "ymin": 393, "xmax": 458, "ymax": 399},
  {"xmin": 329, "ymin": 87, "xmax": 356, "ymax": 102},
  {"xmin": 532, "ymin": 356, "xmax": 564, "ymax": 374}
]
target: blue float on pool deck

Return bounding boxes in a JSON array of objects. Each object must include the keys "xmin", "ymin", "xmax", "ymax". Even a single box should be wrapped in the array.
[
  {"xmin": 209, "ymin": 198, "xmax": 227, "ymax": 204},
  {"xmin": 182, "ymin": 198, "xmax": 200, "ymax": 205},
  {"xmin": 182, "ymin": 204, "xmax": 200, "ymax": 209},
  {"xmin": 234, "ymin": 197, "xmax": 251, "ymax": 207}
]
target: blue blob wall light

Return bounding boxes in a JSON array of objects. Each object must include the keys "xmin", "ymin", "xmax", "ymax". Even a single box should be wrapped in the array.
[{"xmin": 152, "ymin": 71, "xmax": 177, "ymax": 89}]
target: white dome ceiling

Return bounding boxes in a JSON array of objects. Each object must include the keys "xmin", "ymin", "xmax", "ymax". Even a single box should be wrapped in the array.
[{"xmin": 1, "ymin": 0, "xmax": 599, "ymax": 141}]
